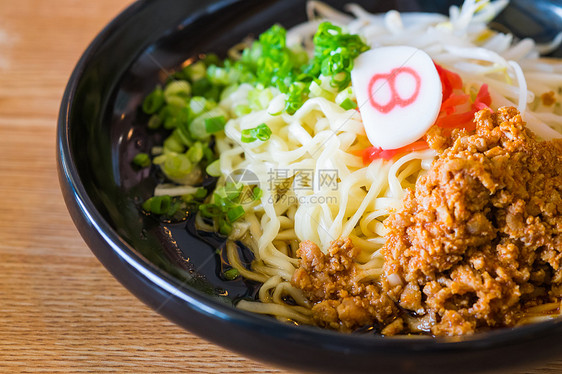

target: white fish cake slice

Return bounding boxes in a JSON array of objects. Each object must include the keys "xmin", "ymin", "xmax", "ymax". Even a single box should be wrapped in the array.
[{"xmin": 352, "ymin": 46, "xmax": 442, "ymax": 149}]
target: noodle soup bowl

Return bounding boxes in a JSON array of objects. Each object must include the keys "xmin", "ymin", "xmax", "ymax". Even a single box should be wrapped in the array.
[{"xmin": 57, "ymin": 0, "xmax": 562, "ymax": 372}]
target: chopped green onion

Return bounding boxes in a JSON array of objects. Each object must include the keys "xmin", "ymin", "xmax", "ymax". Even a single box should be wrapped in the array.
[
  {"xmin": 207, "ymin": 65, "xmax": 230, "ymax": 85},
  {"xmin": 163, "ymin": 133, "xmax": 185, "ymax": 153},
  {"xmin": 185, "ymin": 60, "xmax": 206, "ymax": 81},
  {"xmin": 175, "ymin": 125, "xmax": 194, "ymax": 148},
  {"xmin": 189, "ymin": 108, "xmax": 227, "ymax": 140},
  {"xmin": 204, "ymin": 115, "xmax": 226, "ymax": 133},
  {"xmin": 206, "ymin": 159, "xmax": 221, "ymax": 177},
  {"xmin": 132, "ymin": 153, "xmax": 151, "ymax": 168},
  {"xmin": 154, "ymin": 153, "xmax": 193, "ymax": 181},
  {"xmin": 259, "ymin": 24, "xmax": 286, "ymax": 49},
  {"xmin": 142, "ymin": 87, "xmax": 165, "ymax": 114},
  {"xmin": 248, "ymin": 87, "xmax": 274, "ymax": 110},
  {"xmin": 255, "ymin": 124, "xmax": 272, "ymax": 141},
  {"xmin": 142, "ymin": 195, "xmax": 178, "ymax": 215},
  {"xmin": 199, "ymin": 203, "xmax": 221, "ymax": 218},
  {"xmin": 252, "ymin": 187, "xmax": 263, "ymax": 200},
  {"xmin": 306, "ymin": 22, "xmax": 369, "ymax": 91},
  {"xmin": 164, "ymin": 80, "xmax": 191, "ymax": 103},
  {"xmin": 166, "ymin": 95, "xmax": 187, "ymax": 108},
  {"xmin": 191, "ymin": 77, "xmax": 212, "ymax": 98},
  {"xmin": 309, "ymin": 80, "xmax": 336, "ymax": 101},
  {"xmin": 234, "ymin": 104, "xmax": 251, "ymax": 117},
  {"xmin": 194, "ymin": 187, "xmax": 207, "ymax": 199},
  {"xmin": 241, "ymin": 129, "xmax": 256, "ymax": 143},
  {"xmin": 340, "ymin": 98, "xmax": 357, "ymax": 110},
  {"xmin": 188, "ymin": 117, "xmax": 209, "ymax": 140},
  {"xmin": 224, "ymin": 182, "xmax": 243, "ymax": 202},
  {"xmin": 213, "ymin": 193, "xmax": 228, "ymax": 209},
  {"xmin": 218, "ymin": 217, "xmax": 232, "ymax": 235},
  {"xmin": 186, "ymin": 142, "xmax": 204, "ymax": 163},
  {"xmin": 162, "ymin": 105, "xmax": 190, "ymax": 130},
  {"xmin": 224, "ymin": 268, "xmax": 240, "ymax": 280},
  {"xmin": 284, "ymin": 82, "xmax": 308, "ymax": 115},
  {"xmin": 330, "ymin": 71, "xmax": 351, "ymax": 89},
  {"xmin": 147, "ymin": 114, "xmax": 162, "ymax": 129},
  {"xmin": 227, "ymin": 205, "xmax": 245, "ymax": 223},
  {"xmin": 189, "ymin": 96, "xmax": 211, "ymax": 116},
  {"xmin": 203, "ymin": 146, "xmax": 215, "ymax": 163},
  {"xmin": 241, "ymin": 123, "xmax": 272, "ymax": 143}
]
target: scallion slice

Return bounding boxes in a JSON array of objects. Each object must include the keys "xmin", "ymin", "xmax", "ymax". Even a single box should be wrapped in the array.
[
  {"xmin": 194, "ymin": 187, "xmax": 208, "ymax": 199},
  {"xmin": 224, "ymin": 268, "xmax": 240, "ymax": 280},
  {"xmin": 241, "ymin": 129, "xmax": 256, "ymax": 143},
  {"xmin": 143, "ymin": 195, "xmax": 175, "ymax": 215},
  {"xmin": 252, "ymin": 187, "xmax": 263, "ymax": 200},
  {"xmin": 241, "ymin": 123, "xmax": 272, "ymax": 143},
  {"xmin": 227, "ymin": 205, "xmax": 245, "ymax": 223},
  {"xmin": 218, "ymin": 217, "xmax": 232, "ymax": 235},
  {"xmin": 199, "ymin": 203, "xmax": 221, "ymax": 218},
  {"xmin": 206, "ymin": 159, "xmax": 221, "ymax": 177},
  {"xmin": 142, "ymin": 87, "xmax": 165, "ymax": 114},
  {"xmin": 204, "ymin": 115, "xmax": 226, "ymax": 133},
  {"xmin": 340, "ymin": 98, "xmax": 357, "ymax": 110},
  {"xmin": 132, "ymin": 153, "xmax": 151, "ymax": 168},
  {"xmin": 255, "ymin": 124, "xmax": 272, "ymax": 141}
]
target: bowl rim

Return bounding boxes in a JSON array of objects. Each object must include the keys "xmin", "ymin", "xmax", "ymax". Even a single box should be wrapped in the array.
[{"xmin": 57, "ymin": 0, "xmax": 562, "ymax": 362}]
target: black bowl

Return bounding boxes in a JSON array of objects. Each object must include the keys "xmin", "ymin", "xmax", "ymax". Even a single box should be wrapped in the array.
[{"xmin": 57, "ymin": 0, "xmax": 562, "ymax": 373}]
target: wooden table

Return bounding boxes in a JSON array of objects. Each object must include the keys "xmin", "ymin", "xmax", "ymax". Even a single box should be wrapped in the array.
[{"xmin": 0, "ymin": 0, "xmax": 559, "ymax": 372}]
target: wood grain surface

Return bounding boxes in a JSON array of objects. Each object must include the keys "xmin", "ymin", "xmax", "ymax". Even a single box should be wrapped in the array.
[{"xmin": 0, "ymin": 1, "xmax": 560, "ymax": 373}]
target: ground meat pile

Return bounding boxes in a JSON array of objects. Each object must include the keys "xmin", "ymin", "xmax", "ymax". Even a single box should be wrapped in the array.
[
  {"xmin": 292, "ymin": 238, "xmax": 401, "ymax": 334},
  {"xmin": 292, "ymin": 107, "xmax": 562, "ymax": 336}
]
